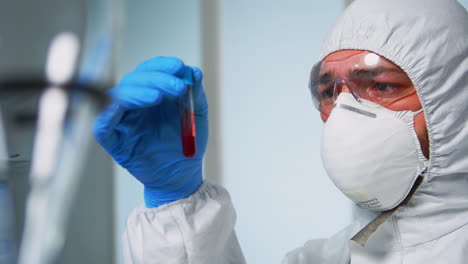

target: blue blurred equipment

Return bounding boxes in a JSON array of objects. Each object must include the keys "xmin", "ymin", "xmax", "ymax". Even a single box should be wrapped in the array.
[{"xmin": 94, "ymin": 56, "xmax": 208, "ymax": 208}]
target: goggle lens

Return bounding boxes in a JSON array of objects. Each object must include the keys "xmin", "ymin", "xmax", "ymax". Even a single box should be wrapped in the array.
[{"xmin": 309, "ymin": 51, "xmax": 416, "ymax": 114}]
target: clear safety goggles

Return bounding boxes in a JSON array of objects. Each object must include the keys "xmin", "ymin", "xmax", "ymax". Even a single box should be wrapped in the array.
[{"xmin": 309, "ymin": 51, "xmax": 417, "ymax": 114}]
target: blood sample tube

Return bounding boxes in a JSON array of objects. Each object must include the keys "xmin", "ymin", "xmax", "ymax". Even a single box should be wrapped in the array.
[{"xmin": 180, "ymin": 70, "xmax": 196, "ymax": 157}]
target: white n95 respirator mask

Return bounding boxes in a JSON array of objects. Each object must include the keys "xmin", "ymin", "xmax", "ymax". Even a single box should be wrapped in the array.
[{"xmin": 321, "ymin": 93, "xmax": 428, "ymax": 211}]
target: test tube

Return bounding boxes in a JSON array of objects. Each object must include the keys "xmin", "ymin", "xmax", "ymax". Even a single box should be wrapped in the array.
[{"xmin": 180, "ymin": 70, "xmax": 196, "ymax": 157}]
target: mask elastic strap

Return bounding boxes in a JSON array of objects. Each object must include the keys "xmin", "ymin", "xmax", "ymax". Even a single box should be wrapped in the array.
[
  {"xmin": 413, "ymin": 108, "xmax": 424, "ymax": 117},
  {"xmin": 350, "ymin": 176, "xmax": 424, "ymax": 247}
]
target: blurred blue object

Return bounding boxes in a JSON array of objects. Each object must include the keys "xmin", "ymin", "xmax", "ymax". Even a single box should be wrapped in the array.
[
  {"xmin": 0, "ymin": 0, "xmax": 123, "ymax": 263},
  {"xmin": 0, "ymin": 182, "xmax": 16, "ymax": 264}
]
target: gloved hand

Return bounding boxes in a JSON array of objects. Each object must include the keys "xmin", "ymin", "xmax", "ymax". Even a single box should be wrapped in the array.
[{"xmin": 93, "ymin": 56, "xmax": 208, "ymax": 208}]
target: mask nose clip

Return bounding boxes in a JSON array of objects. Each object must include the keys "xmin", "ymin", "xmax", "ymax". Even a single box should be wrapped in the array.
[{"xmin": 333, "ymin": 78, "xmax": 362, "ymax": 104}]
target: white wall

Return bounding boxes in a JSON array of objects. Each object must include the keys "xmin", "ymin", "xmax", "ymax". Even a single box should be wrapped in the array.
[
  {"xmin": 460, "ymin": 0, "xmax": 468, "ymax": 9},
  {"xmin": 219, "ymin": 1, "xmax": 350, "ymax": 263},
  {"xmin": 115, "ymin": 1, "xmax": 350, "ymax": 263}
]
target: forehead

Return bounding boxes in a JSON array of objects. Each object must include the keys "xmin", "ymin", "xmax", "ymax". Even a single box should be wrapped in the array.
[
  {"xmin": 320, "ymin": 50, "xmax": 402, "ymax": 74},
  {"xmin": 323, "ymin": 50, "xmax": 364, "ymax": 62}
]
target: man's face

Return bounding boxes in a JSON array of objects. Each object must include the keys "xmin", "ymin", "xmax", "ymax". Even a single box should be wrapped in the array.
[{"xmin": 318, "ymin": 50, "xmax": 430, "ymax": 158}]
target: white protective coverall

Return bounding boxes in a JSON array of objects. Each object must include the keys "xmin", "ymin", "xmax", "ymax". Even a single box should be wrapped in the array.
[{"xmin": 123, "ymin": 0, "xmax": 468, "ymax": 263}]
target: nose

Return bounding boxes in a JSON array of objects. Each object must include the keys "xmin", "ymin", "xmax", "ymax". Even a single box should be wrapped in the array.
[
  {"xmin": 321, "ymin": 81, "xmax": 353, "ymax": 123},
  {"xmin": 341, "ymin": 85, "xmax": 352, "ymax": 93},
  {"xmin": 333, "ymin": 80, "xmax": 352, "ymax": 100}
]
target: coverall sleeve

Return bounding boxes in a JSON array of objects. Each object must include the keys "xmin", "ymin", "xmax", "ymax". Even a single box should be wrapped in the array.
[
  {"xmin": 122, "ymin": 180, "xmax": 246, "ymax": 264},
  {"xmin": 282, "ymin": 223, "xmax": 355, "ymax": 264}
]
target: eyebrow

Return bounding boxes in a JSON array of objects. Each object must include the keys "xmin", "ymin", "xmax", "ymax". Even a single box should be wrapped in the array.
[
  {"xmin": 318, "ymin": 66, "xmax": 404, "ymax": 83},
  {"xmin": 318, "ymin": 72, "xmax": 334, "ymax": 85},
  {"xmin": 348, "ymin": 67, "xmax": 403, "ymax": 79}
]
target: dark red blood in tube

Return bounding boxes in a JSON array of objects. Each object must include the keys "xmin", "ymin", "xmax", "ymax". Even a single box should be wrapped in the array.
[
  {"xmin": 181, "ymin": 109, "xmax": 196, "ymax": 157},
  {"xmin": 180, "ymin": 84, "xmax": 196, "ymax": 158}
]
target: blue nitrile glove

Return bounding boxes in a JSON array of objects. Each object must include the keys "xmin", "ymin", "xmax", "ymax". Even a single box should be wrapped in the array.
[{"xmin": 93, "ymin": 56, "xmax": 208, "ymax": 208}]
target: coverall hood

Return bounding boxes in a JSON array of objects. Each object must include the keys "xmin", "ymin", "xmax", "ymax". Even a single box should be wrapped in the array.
[{"xmin": 321, "ymin": 0, "xmax": 468, "ymax": 251}]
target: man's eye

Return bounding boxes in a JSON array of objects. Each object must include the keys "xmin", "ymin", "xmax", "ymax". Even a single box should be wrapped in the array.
[
  {"xmin": 373, "ymin": 83, "xmax": 394, "ymax": 92},
  {"xmin": 320, "ymin": 85, "xmax": 334, "ymax": 98}
]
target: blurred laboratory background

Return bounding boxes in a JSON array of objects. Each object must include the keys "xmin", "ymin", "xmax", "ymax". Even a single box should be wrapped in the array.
[{"xmin": 1, "ymin": 0, "xmax": 467, "ymax": 263}]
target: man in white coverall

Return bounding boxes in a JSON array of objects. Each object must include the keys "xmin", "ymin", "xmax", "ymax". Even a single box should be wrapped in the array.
[{"xmin": 93, "ymin": 0, "xmax": 468, "ymax": 263}]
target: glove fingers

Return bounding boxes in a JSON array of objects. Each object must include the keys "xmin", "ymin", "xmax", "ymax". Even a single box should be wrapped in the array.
[
  {"xmin": 110, "ymin": 85, "xmax": 165, "ymax": 109},
  {"xmin": 119, "ymin": 71, "xmax": 187, "ymax": 96},
  {"xmin": 93, "ymin": 103, "xmax": 125, "ymax": 147},
  {"xmin": 190, "ymin": 66, "xmax": 203, "ymax": 90},
  {"xmin": 188, "ymin": 66, "xmax": 208, "ymax": 115},
  {"xmin": 134, "ymin": 56, "xmax": 185, "ymax": 76}
]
